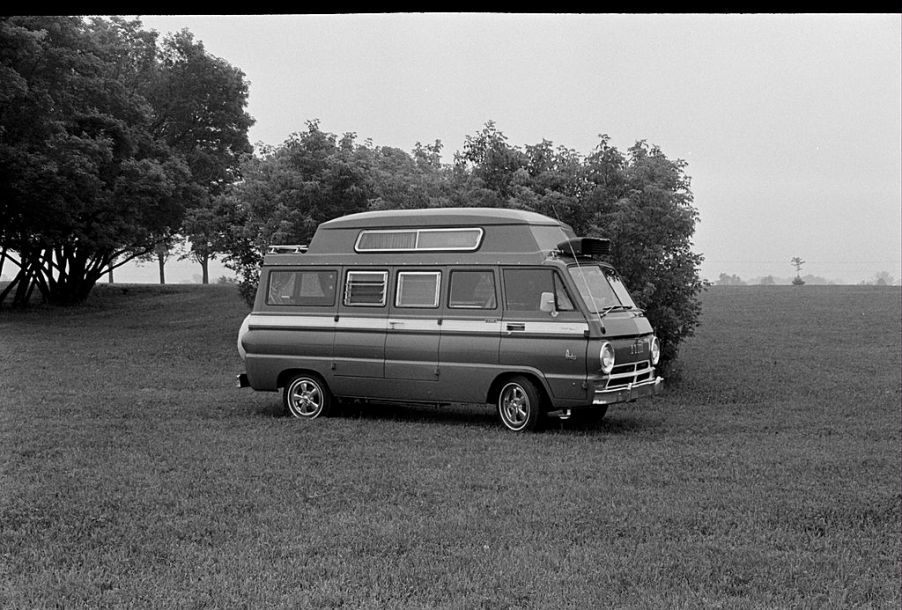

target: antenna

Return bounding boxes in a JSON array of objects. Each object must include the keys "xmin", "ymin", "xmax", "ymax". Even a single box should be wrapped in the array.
[{"xmin": 549, "ymin": 204, "xmax": 604, "ymax": 331}]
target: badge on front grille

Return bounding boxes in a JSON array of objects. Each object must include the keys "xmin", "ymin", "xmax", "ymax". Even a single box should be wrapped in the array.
[{"xmin": 629, "ymin": 339, "xmax": 646, "ymax": 355}]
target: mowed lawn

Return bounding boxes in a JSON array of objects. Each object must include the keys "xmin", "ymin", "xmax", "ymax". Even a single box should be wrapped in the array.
[{"xmin": 1, "ymin": 284, "xmax": 899, "ymax": 609}]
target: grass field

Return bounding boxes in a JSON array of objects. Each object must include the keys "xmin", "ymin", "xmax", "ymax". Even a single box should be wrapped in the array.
[{"xmin": 1, "ymin": 284, "xmax": 899, "ymax": 609}]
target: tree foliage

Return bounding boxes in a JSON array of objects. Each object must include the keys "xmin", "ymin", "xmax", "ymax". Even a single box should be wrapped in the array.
[
  {"xmin": 147, "ymin": 29, "xmax": 253, "ymax": 284},
  {"xmin": 216, "ymin": 122, "xmax": 375, "ymax": 304},
  {"xmin": 0, "ymin": 16, "xmax": 252, "ymax": 305},
  {"xmin": 219, "ymin": 121, "xmax": 706, "ymax": 368}
]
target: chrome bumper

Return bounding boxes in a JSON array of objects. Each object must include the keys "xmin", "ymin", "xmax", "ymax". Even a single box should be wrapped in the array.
[{"xmin": 593, "ymin": 376, "xmax": 663, "ymax": 405}]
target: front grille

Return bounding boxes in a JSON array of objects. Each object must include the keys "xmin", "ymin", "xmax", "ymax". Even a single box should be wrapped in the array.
[{"xmin": 606, "ymin": 360, "xmax": 653, "ymax": 389}]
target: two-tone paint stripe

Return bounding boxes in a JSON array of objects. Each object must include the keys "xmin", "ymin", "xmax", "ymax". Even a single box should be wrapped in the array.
[{"xmin": 246, "ymin": 313, "xmax": 588, "ymax": 337}]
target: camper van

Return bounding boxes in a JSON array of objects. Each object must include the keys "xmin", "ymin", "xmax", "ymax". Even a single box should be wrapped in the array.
[{"xmin": 236, "ymin": 208, "xmax": 662, "ymax": 431}]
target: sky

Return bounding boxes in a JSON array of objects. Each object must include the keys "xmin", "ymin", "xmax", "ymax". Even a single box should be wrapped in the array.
[{"xmin": 121, "ymin": 13, "xmax": 900, "ymax": 285}]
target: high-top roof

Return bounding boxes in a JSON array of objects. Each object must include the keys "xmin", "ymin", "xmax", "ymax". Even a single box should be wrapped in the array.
[
  {"xmin": 317, "ymin": 207, "xmax": 565, "ymax": 229},
  {"xmin": 265, "ymin": 207, "xmax": 579, "ymax": 263}
]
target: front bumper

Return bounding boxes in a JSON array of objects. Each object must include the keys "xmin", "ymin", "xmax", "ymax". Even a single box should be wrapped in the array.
[{"xmin": 592, "ymin": 376, "xmax": 663, "ymax": 405}]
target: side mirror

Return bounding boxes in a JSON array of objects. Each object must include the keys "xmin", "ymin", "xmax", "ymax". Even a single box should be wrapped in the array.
[{"xmin": 539, "ymin": 291, "xmax": 557, "ymax": 316}]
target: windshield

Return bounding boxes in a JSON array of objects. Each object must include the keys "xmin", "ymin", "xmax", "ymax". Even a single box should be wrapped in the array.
[{"xmin": 568, "ymin": 265, "xmax": 637, "ymax": 313}]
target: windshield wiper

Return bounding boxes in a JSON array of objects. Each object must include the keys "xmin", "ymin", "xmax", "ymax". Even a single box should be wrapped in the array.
[
  {"xmin": 592, "ymin": 304, "xmax": 629, "ymax": 333},
  {"xmin": 596, "ymin": 304, "xmax": 628, "ymax": 318}
]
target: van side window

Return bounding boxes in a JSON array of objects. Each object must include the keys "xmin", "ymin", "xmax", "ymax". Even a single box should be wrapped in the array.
[
  {"xmin": 449, "ymin": 270, "xmax": 497, "ymax": 309},
  {"xmin": 396, "ymin": 272, "xmax": 441, "ymax": 308},
  {"xmin": 344, "ymin": 271, "xmax": 388, "ymax": 306},
  {"xmin": 267, "ymin": 270, "xmax": 337, "ymax": 306},
  {"xmin": 503, "ymin": 269, "xmax": 574, "ymax": 312}
]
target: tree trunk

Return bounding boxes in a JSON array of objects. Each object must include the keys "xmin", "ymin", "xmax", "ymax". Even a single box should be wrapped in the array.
[
  {"xmin": 201, "ymin": 257, "xmax": 209, "ymax": 284},
  {"xmin": 158, "ymin": 252, "xmax": 166, "ymax": 285},
  {"xmin": 108, "ymin": 267, "xmax": 114, "ymax": 284},
  {"xmin": 14, "ymin": 267, "xmax": 33, "ymax": 306}
]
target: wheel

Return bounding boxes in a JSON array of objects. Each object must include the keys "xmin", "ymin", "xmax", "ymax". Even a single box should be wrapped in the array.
[
  {"xmin": 283, "ymin": 374, "xmax": 332, "ymax": 419},
  {"xmin": 497, "ymin": 376, "xmax": 543, "ymax": 432}
]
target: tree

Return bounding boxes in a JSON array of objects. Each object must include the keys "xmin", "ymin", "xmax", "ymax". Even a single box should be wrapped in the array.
[
  {"xmin": 146, "ymin": 30, "xmax": 254, "ymax": 283},
  {"xmin": 590, "ymin": 141, "xmax": 705, "ymax": 367},
  {"xmin": 791, "ymin": 257, "xmax": 805, "ymax": 286},
  {"xmin": 217, "ymin": 121, "xmax": 375, "ymax": 304},
  {"xmin": 180, "ymin": 205, "xmax": 227, "ymax": 284},
  {"xmin": 873, "ymin": 271, "xmax": 894, "ymax": 286},
  {"xmin": 0, "ymin": 16, "xmax": 191, "ymax": 305},
  {"xmin": 0, "ymin": 17, "xmax": 252, "ymax": 305},
  {"xmin": 135, "ymin": 234, "xmax": 178, "ymax": 285},
  {"xmin": 715, "ymin": 273, "xmax": 746, "ymax": 286}
]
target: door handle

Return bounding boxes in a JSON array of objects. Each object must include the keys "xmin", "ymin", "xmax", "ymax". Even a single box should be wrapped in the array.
[{"xmin": 506, "ymin": 323, "xmax": 526, "ymax": 331}]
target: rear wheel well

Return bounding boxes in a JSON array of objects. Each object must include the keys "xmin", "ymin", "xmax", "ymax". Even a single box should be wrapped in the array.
[{"xmin": 277, "ymin": 368, "xmax": 325, "ymax": 389}]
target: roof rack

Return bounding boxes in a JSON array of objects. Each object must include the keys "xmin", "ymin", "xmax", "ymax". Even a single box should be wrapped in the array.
[{"xmin": 267, "ymin": 244, "xmax": 308, "ymax": 254}]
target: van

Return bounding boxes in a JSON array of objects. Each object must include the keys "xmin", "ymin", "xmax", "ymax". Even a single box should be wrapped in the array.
[{"xmin": 236, "ymin": 208, "xmax": 662, "ymax": 431}]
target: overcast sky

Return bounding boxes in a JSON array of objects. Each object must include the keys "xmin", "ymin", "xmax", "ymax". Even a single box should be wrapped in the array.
[{"xmin": 129, "ymin": 13, "xmax": 900, "ymax": 284}]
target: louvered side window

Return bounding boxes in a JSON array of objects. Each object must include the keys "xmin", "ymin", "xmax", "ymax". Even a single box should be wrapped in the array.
[{"xmin": 344, "ymin": 271, "xmax": 388, "ymax": 306}]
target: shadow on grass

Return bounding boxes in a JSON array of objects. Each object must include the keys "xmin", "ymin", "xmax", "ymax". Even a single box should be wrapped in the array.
[
  {"xmin": 252, "ymin": 398, "xmax": 662, "ymax": 436},
  {"xmin": 545, "ymin": 412, "xmax": 663, "ymax": 436},
  {"xmin": 335, "ymin": 400, "xmax": 498, "ymax": 429},
  {"xmin": 252, "ymin": 399, "xmax": 496, "ymax": 429}
]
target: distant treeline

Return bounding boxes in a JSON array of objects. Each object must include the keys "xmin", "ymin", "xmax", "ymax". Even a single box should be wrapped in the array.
[{"xmin": 713, "ymin": 272, "xmax": 897, "ymax": 286}]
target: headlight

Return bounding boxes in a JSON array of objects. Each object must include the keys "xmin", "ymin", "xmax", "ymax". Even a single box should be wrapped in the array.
[
  {"xmin": 650, "ymin": 336, "xmax": 661, "ymax": 366},
  {"xmin": 600, "ymin": 342, "xmax": 615, "ymax": 374}
]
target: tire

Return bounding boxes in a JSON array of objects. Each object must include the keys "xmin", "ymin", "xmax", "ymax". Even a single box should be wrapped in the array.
[
  {"xmin": 283, "ymin": 374, "xmax": 332, "ymax": 419},
  {"xmin": 497, "ymin": 376, "xmax": 543, "ymax": 432}
]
